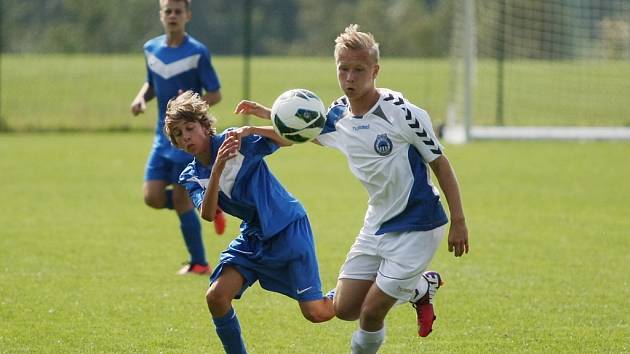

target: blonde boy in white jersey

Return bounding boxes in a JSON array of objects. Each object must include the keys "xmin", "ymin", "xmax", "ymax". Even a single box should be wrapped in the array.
[{"xmin": 235, "ymin": 24, "xmax": 469, "ymax": 353}]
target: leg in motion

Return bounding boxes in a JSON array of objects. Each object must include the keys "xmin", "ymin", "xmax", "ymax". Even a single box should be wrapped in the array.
[
  {"xmin": 412, "ymin": 271, "xmax": 444, "ymax": 337},
  {"xmin": 207, "ymin": 266, "xmax": 247, "ymax": 354},
  {"xmin": 350, "ymin": 284, "xmax": 397, "ymax": 354}
]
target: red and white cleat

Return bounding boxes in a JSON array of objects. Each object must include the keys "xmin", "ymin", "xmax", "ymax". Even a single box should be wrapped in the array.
[{"xmin": 412, "ymin": 271, "xmax": 443, "ymax": 337}]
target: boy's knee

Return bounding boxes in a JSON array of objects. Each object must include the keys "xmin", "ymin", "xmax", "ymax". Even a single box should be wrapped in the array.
[
  {"xmin": 171, "ymin": 193, "xmax": 191, "ymax": 211},
  {"xmin": 303, "ymin": 313, "xmax": 321, "ymax": 323},
  {"xmin": 334, "ymin": 303, "xmax": 360, "ymax": 321},
  {"xmin": 302, "ymin": 309, "xmax": 327, "ymax": 323},
  {"xmin": 299, "ymin": 299, "xmax": 335, "ymax": 323},
  {"xmin": 206, "ymin": 287, "xmax": 230, "ymax": 309},
  {"xmin": 359, "ymin": 302, "xmax": 388, "ymax": 324},
  {"xmin": 335, "ymin": 309, "xmax": 360, "ymax": 321},
  {"xmin": 143, "ymin": 190, "xmax": 168, "ymax": 209},
  {"xmin": 143, "ymin": 195, "xmax": 162, "ymax": 209}
]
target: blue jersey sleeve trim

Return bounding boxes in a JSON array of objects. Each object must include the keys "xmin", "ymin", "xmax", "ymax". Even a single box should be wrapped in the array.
[
  {"xmin": 322, "ymin": 105, "xmax": 345, "ymax": 135},
  {"xmin": 179, "ymin": 162, "xmax": 205, "ymax": 209}
]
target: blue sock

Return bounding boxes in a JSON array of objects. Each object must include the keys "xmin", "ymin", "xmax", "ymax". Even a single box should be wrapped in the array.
[
  {"xmin": 164, "ymin": 189, "xmax": 174, "ymax": 210},
  {"xmin": 213, "ymin": 307, "xmax": 246, "ymax": 354},
  {"xmin": 179, "ymin": 209, "xmax": 206, "ymax": 265}
]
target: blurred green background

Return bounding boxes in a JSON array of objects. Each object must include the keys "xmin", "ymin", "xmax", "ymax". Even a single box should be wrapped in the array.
[{"xmin": 2, "ymin": 1, "xmax": 630, "ymax": 353}]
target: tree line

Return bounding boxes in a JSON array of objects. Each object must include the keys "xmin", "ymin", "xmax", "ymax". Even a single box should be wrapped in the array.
[
  {"xmin": 1, "ymin": 0, "xmax": 452, "ymax": 57},
  {"xmin": 1, "ymin": 0, "xmax": 625, "ymax": 59}
]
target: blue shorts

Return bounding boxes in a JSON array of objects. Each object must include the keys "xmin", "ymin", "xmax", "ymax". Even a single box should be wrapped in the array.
[
  {"xmin": 144, "ymin": 146, "xmax": 192, "ymax": 183},
  {"xmin": 209, "ymin": 215, "xmax": 324, "ymax": 302}
]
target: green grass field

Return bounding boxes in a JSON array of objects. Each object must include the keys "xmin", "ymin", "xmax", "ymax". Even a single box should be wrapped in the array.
[
  {"xmin": 1, "ymin": 133, "xmax": 629, "ymax": 353},
  {"xmin": 1, "ymin": 54, "xmax": 449, "ymax": 132},
  {"xmin": 2, "ymin": 55, "xmax": 630, "ymax": 132},
  {"xmin": 2, "ymin": 55, "xmax": 630, "ymax": 352}
]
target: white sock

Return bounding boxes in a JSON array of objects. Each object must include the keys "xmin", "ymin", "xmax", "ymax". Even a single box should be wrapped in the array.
[{"xmin": 350, "ymin": 327, "xmax": 386, "ymax": 354}]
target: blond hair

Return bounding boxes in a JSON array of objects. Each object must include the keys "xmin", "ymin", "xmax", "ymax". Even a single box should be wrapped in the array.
[
  {"xmin": 334, "ymin": 24, "xmax": 380, "ymax": 64},
  {"xmin": 164, "ymin": 90, "xmax": 216, "ymax": 146}
]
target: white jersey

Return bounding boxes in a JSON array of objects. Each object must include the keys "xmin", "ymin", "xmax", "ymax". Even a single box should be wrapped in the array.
[{"xmin": 316, "ymin": 89, "xmax": 448, "ymax": 235}]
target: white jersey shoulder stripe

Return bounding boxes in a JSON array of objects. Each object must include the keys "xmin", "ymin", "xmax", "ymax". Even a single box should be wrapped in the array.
[
  {"xmin": 218, "ymin": 152, "xmax": 244, "ymax": 198},
  {"xmin": 183, "ymin": 152, "xmax": 243, "ymax": 198}
]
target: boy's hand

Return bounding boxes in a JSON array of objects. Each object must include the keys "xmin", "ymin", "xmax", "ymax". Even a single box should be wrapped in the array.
[
  {"xmin": 130, "ymin": 97, "xmax": 146, "ymax": 116},
  {"xmin": 215, "ymin": 134, "xmax": 239, "ymax": 168},
  {"xmin": 226, "ymin": 127, "xmax": 250, "ymax": 152},
  {"xmin": 230, "ymin": 126, "xmax": 252, "ymax": 139},
  {"xmin": 234, "ymin": 100, "xmax": 271, "ymax": 119},
  {"xmin": 447, "ymin": 219, "xmax": 469, "ymax": 257}
]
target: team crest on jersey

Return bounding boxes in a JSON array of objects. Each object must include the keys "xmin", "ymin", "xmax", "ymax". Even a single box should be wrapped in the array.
[{"xmin": 373, "ymin": 134, "xmax": 393, "ymax": 156}]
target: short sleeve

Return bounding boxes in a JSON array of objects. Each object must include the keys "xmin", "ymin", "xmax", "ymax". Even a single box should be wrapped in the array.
[
  {"xmin": 198, "ymin": 48, "xmax": 221, "ymax": 93},
  {"xmin": 178, "ymin": 165, "xmax": 206, "ymax": 209},
  {"xmin": 143, "ymin": 49, "xmax": 153, "ymax": 87},
  {"xmin": 398, "ymin": 104, "xmax": 444, "ymax": 163}
]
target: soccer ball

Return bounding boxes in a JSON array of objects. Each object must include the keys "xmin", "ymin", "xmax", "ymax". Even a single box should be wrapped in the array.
[{"xmin": 270, "ymin": 89, "xmax": 326, "ymax": 143}]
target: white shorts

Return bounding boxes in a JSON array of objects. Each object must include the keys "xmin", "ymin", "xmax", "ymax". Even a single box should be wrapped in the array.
[{"xmin": 338, "ymin": 225, "xmax": 446, "ymax": 301}]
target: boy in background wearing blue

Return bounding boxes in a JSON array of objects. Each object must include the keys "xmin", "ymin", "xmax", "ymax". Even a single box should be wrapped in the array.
[
  {"xmin": 164, "ymin": 91, "xmax": 335, "ymax": 353},
  {"xmin": 130, "ymin": 0, "xmax": 226, "ymax": 275}
]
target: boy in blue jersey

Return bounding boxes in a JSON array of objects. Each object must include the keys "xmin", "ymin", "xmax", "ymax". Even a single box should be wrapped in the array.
[
  {"xmin": 130, "ymin": 0, "xmax": 227, "ymax": 275},
  {"xmin": 235, "ymin": 25, "xmax": 470, "ymax": 354},
  {"xmin": 164, "ymin": 91, "xmax": 335, "ymax": 353}
]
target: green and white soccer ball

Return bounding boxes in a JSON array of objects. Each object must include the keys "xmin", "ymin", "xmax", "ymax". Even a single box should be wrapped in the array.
[{"xmin": 270, "ymin": 89, "xmax": 326, "ymax": 143}]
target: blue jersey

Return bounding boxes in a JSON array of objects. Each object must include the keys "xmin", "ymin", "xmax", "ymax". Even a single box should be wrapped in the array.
[
  {"xmin": 179, "ymin": 130, "xmax": 306, "ymax": 240},
  {"xmin": 143, "ymin": 34, "xmax": 221, "ymax": 162}
]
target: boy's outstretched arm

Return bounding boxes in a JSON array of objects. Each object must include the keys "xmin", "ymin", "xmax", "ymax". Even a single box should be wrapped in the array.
[
  {"xmin": 232, "ymin": 125, "xmax": 292, "ymax": 147},
  {"xmin": 236, "ymin": 100, "xmax": 325, "ymax": 146},
  {"xmin": 234, "ymin": 100, "xmax": 272, "ymax": 119},
  {"xmin": 429, "ymin": 155, "xmax": 470, "ymax": 257}
]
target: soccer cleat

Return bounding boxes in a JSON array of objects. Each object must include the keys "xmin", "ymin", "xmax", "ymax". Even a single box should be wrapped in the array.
[
  {"xmin": 412, "ymin": 271, "xmax": 444, "ymax": 337},
  {"xmin": 325, "ymin": 288, "xmax": 336, "ymax": 301},
  {"xmin": 213, "ymin": 208, "xmax": 226, "ymax": 235},
  {"xmin": 176, "ymin": 263, "xmax": 212, "ymax": 275}
]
